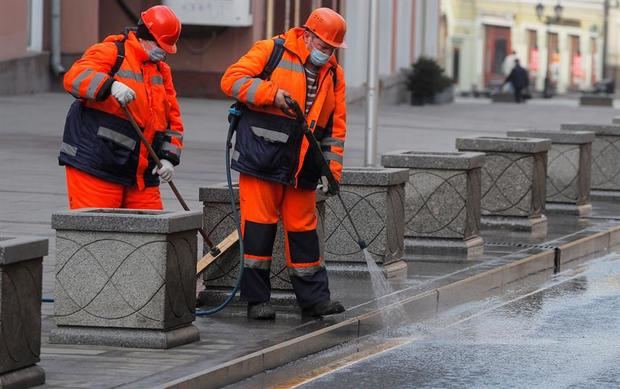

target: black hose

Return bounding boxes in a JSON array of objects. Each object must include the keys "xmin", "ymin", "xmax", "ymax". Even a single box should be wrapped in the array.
[{"xmin": 195, "ymin": 104, "xmax": 244, "ymax": 316}]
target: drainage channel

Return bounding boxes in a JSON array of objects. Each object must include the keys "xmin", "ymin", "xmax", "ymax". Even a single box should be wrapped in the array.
[{"xmin": 487, "ymin": 241, "xmax": 562, "ymax": 273}]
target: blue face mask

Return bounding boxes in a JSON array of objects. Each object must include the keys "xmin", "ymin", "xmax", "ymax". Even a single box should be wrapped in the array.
[
  {"xmin": 309, "ymin": 48, "xmax": 331, "ymax": 66},
  {"xmin": 149, "ymin": 47, "xmax": 167, "ymax": 62}
]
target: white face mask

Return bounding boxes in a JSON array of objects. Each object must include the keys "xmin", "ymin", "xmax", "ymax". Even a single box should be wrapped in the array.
[{"xmin": 141, "ymin": 40, "xmax": 166, "ymax": 62}]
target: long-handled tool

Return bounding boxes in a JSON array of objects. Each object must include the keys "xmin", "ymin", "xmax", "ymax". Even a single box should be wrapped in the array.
[
  {"xmin": 284, "ymin": 96, "xmax": 367, "ymax": 250},
  {"xmin": 121, "ymin": 106, "xmax": 237, "ymax": 275}
]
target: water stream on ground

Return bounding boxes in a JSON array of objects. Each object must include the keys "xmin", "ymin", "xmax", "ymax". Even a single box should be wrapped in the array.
[{"xmin": 362, "ymin": 249, "xmax": 407, "ymax": 329}]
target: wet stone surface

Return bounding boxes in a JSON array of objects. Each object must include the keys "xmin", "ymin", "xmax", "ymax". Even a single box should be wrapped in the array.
[{"xmin": 298, "ymin": 253, "xmax": 620, "ymax": 389}]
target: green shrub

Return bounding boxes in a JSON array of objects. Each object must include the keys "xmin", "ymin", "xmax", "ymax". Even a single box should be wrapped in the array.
[{"xmin": 406, "ymin": 57, "xmax": 453, "ymax": 100}]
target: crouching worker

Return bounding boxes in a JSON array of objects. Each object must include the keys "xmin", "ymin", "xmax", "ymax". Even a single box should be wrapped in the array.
[
  {"xmin": 220, "ymin": 8, "xmax": 348, "ymax": 319},
  {"xmin": 59, "ymin": 5, "xmax": 184, "ymax": 210}
]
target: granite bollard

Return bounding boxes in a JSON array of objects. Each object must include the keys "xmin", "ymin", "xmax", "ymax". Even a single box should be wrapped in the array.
[
  {"xmin": 0, "ymin": 235, "xmax": 47, "ymax": 388},
  {"xmin": 324, "ymin": 167, "xmax": 408, "ymax": 277},
  {"xmin": 381, "ymin": 151, "xmax": 485, "ymax": 258},
  {"xmin": 198, "ymin": 183, "xmax": 326, "ymax": 308},
  {"xmin": 50, "ymin": 209, "xmax": 202, "ymax": 349},
  {"xmin": 579, "ymin": 94, "xmax": 613, "ymax": 107},
  {"xmin": 561, "ymin": 123, "xmax": 620, "ymax": 199},
  {"xmin": 508, "ymin": 130, "xmax": 594, "ymax": 216},
  {"xmin": 491, "ymin": 93, "xmax": 519, "ymax": 103},
  {"xmin": 456, "ymin": 136, "xmax": 551, "ymax": 235}
]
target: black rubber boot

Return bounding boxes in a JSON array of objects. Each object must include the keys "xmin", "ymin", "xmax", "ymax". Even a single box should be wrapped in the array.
[
  {"xmin": 302, "ymin": 300, "xmax": 345, "ymax": 317},
  {"xmin": 247, "ymin": 302, "xmax": 276, "ymax": 320}
]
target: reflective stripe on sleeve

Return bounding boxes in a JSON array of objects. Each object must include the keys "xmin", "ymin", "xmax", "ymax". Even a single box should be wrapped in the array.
[
  {"xmin": 320, "ymin": 137, "xmax": 345, "ymax": 148},
  {"xmin": 246, "ymin": 78, "xmax": 262, "ymax": 105},
  {"xmin": 323, "ymin": 151, "xmax": 343, "ymax": 164},
  {"xmin": 161, "ymin": 142, "xmax": 181, "ymax": 156},
  {"xmin": 71, "ymin": 69, "xmax": 93, "ymax": 97},
  {"xmin": 165, "ymin": 129, "xmax": 183, "ymax": 141},
  {"xmin": 232, "ymin": 76, "xmax": 251, "ymax": 99},
  {"xmin": 85, "ymin": 72, "xmax": 107, "ymax": 99}
]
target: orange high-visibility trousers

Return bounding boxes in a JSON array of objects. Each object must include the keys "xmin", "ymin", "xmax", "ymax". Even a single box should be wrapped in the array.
[
  {"xmin": 238, "ymin": 173, "xmax": 330, "ymax": 308},
  {"xmin": 65, "ymin": 166, "xmax": 163, "ymax": 210}
]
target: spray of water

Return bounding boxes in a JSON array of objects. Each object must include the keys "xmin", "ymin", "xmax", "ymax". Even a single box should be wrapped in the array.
[
  {"xmin": 336, "ymin": 193, "xmax": 407, "ymax": 330},
  {"xmin": 362, "ymin": 248, "xmax": 407, "ymax": 330}
]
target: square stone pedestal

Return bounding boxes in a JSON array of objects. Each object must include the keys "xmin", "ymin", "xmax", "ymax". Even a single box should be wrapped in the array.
[
  {"xmin": 382, "ymin": 150, "xmax": 485, "ymax": 258},
  {"xmin": 50, "ymin": 209, "xmax": 202, "ymax": 349},
  {"xmin": 561, "ymin": 123, "xmax": 620, "ymax": 200},
  {"xmin": 456, "ymin": 136, "xmax": 551, "ymax": 236},
  {"xmin": 324, "ymin": 167, "xmax": 409, "ymax": 278},
  {"xmin": 0, "ymin": 235, "xmax": 48, "ymax": 388},
  {"xmin": 579, "ymin": 94, "xmax": 613, "ymax": 107},
  {"xmin": 508, "ymin": 130, "xmax": 594, "ymax": 216},
  {"xmin": 198, "ymin": 183, "xmax": 326, "ymax": 308}
]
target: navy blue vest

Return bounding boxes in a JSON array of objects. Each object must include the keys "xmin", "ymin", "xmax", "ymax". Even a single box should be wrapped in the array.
[{"xmin": 58, "ymin": 100, "xmax": 162, "ymax": 187}]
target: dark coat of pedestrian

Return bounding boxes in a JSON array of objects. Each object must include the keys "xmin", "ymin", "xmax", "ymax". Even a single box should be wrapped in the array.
[{"xmin": 504, "ymin": 59, "xmax": 529, "ymax": 103}]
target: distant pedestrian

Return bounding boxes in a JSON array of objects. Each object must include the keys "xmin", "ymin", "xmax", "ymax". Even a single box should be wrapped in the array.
[{"xmin": 503, "ymin": 59, "xmax": 529, "ymax": 103}]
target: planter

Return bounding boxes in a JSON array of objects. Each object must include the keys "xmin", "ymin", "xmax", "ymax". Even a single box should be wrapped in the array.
[
  {"xmin": 50, "ymin": 208, "xmax": 202, "ymax": 349},
  {"xmin": 0, "ymin": 235, "xmax": 48, "ymax": 388},
  {"xmin": 508, "ymin": 130, "xmax": 594, "ymax": 216},
  {"xmin": 456, "ymin": 136, "xmax": 551, "ymax": 235},
  {"xmin": 381, "ymin": 151, "xmax": 485, "ymax": 258}
]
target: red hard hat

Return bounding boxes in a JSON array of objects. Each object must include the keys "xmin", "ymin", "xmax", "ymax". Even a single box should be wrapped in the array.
[
  {"xmin": 140, "ymin": 5, "xmax": 181, "ymax": 54},
  {"xmin": 304, "ymin": 8, "xmax": 347, "ymax": 48}
]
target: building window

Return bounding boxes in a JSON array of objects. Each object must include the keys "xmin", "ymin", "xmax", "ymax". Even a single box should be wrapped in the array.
[
  {"xmin": 27, "ymin": 0, "xmax": 43, "ymax": 52},
  {"xmin": 493, "ymin": 39, "xmax": 508, "ymax": 74},
  {"xmin": 452, "ymin": 47, "xmax": 460, "ymax": 83}
]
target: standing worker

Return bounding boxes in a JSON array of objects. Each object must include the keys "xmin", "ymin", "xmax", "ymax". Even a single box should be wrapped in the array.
[
  {"xmin": 221, "ymin": 8, "xmax": 347, "ymax": 320},
  {"xmin": 59, "ymin": 5, "xmax": 184, "ymax": 210}
]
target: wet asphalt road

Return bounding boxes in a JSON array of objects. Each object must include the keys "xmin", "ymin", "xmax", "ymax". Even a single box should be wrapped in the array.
[{"xmin": 294, "ymin": 253, "xmax": 620, "ymax": 388}]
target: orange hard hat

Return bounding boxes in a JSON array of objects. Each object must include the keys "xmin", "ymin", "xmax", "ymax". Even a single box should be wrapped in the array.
[
  {"xmin": 304, "ymin": 8, "xmax": 347, "ymax": 48},
  {"xmin": 140, "ymin": 5, "xmax": 181, "ymax": 54}
]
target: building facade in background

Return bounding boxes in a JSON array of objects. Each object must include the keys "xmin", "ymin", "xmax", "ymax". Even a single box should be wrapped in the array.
[
  {"xmin": 0, "ymin": 0, "xmax": 442, "ymax": 101},
  {"xmin": 441, "ymin": 0, "xmax": 606, "ymax": 95}
]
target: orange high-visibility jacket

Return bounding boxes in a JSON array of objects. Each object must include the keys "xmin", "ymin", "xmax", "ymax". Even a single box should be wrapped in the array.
[
  {"xmin": 62, "ymin": 31, "xmax": 184, "ymax": 189},
  {"xmin": 220, "ymin": 27, "xmax": 346, "ymax": 185}
]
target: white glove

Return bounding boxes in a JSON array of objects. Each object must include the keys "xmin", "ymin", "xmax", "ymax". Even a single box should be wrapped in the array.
[
  {"xmin": 320, "ymin": 176, "xmax": 329, "ymax": 194},
  {"xmin": 153, "ymin": 159, "xmax": 174, "ymax": 182},
  {"xmin": 111, "ymin": 81, "xmax": 136, "ymax": 106}
]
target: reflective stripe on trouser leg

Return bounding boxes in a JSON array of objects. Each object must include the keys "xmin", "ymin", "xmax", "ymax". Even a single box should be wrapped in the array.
[
  {"xmin": 290, "ymin": 268, "xmax": 330, "ymax": 309},
  {"xmin": 282, "ymin": 185, "xmax": 331, "ymax": 308},
  {"xmin": 240, "ymin": 219, "xmax": 278, "ymax": 304},
  {"xmin": 239, "ymin": 174, "xmax": 284, "ymax": 303},
  {"xmin": 286, "ymin": 230, "xmax": 329, "ymax": 307}
]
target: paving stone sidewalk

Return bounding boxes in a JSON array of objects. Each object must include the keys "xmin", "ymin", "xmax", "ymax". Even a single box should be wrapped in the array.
[{"xmin": 1, "ymin": 93, "xmax": 620, "ymax": 387}]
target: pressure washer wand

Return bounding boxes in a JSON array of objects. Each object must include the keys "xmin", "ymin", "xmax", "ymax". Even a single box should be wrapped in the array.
[
  {"xmin": 122, "ymin": 105, "xmax": 220, "ymax": 256},
  {"xmin": 284, "ymin": 96, "xmax": 367, "ymax": 250}
]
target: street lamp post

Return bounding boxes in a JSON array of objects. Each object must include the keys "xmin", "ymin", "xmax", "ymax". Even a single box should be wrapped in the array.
[{"xmin": 536, "ymin": 1, "xmax": 563, "ymax": 98}]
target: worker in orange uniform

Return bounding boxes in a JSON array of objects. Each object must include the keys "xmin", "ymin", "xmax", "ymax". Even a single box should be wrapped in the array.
[
  {"xmin": 221, "ymin": 8, "xmax": 347, "ymax": 319},
  {"xmin": 59, "ymin": 5, "xmax": 184, "ymax": 210}
]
